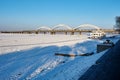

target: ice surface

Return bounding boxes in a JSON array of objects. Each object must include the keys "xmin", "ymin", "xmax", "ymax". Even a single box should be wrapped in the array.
[{"xmin": 0, "ymin": 33, "xmax": 119, "ymax": 80}]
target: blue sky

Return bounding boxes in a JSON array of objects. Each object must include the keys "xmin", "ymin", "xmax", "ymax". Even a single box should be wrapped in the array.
[{"xmin": 0, "ymin": 0, "xmax": 120, "ymax": 31}]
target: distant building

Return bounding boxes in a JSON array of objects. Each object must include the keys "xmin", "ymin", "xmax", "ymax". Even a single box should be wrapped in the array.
[
  {"xmin": 114, "ymin": 16, "xmax": 120, "ymax": 33},
  {"xmin": 88, "ymin": 30, "xmax": 106, "ymax": 39}
]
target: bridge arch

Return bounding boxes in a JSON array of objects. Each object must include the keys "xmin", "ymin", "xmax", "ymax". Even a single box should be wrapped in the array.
[
  {"xmin": 52, "ymin": 24, "xmax": 72, "ymax": 30},
  {"xmin": 74, "ymin": 24, "xmax": 101, "ymax": 30},
  {"xmin": 37, "ymin": 26, "xmax": 52, "ymax": 31}
]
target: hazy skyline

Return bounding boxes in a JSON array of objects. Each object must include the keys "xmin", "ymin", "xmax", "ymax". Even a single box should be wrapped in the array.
[{"xmin": 0, "ymin": 0, "xmax": 120, "ymax": 31}]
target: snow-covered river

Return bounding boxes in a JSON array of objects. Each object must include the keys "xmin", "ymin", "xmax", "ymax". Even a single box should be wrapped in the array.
[{"xmin": 0, "ymin": 33, "xmax": 119, "ymax": 80}]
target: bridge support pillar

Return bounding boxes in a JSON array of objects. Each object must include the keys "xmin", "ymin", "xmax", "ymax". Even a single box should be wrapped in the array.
[
  {"xmin": 79, "ymin": 32, "xmax": 81, "ymax": 35},
  {"xmin": 36, "ymin": 31, "xmax": 38, "ymax": 34},
  {"xmin": 44, "ymin": 32, "xmax": 46, "ymax": 34},
  {"xmin": 71, "ymin": 32, "xmax": 74, "ymax": 35},
  {"xmin": 54, "ymin": 32, "xmax": 56, "ymax": 35},
  {"xmin": 51, "ymin": 31, "xmax": 55, "ymax": 35},
  {"xmin": 65, "ymin": 32, "xmax": 67, "ymax": 35},
  {"xmin": 51, "ymin": 32, "xmax": 53, "ymax": 35}
]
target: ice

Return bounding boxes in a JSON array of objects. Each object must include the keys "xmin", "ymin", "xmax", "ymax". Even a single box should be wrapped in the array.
[{"xmin": 0, "ymin": 33, "xmax": 119, "ymax": 80}]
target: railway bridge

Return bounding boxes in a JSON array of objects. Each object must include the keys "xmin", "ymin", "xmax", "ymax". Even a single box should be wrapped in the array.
[{"xmin": 0, "ymin": 24, "xmax": 117, "ymax": 35}]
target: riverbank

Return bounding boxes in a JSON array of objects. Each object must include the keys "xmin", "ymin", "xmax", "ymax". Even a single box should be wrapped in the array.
[{"xmin": 79, "ymin": 39, "xmax": 120, "ymax": 80}]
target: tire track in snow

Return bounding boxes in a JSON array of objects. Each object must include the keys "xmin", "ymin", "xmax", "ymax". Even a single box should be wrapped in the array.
[{"xmin": 10, "ymin": 46, "xmax": 59, "ymax": 80}]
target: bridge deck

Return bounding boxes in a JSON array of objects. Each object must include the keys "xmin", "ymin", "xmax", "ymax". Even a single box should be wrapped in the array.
[{"xmin": 0, "ymin": 29, "xmax": 116, "ymax": 34}]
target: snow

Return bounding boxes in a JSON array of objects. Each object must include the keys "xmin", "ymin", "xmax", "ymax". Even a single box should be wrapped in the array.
[
  {"xmin": 0, "ymin": 33, "xmax": 119, "ymax": 80},
  {"xmin": 0, "ymin": 34, "xmax": 87, "ymax": 54}
]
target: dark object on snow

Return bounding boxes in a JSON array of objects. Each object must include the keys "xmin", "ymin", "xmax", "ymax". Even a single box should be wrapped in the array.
[
  {"xmin": 79, "ymin": 52, "xmax": 94, "ymax": 56},
  {"xmin": 55, "ymin": 53, "xmax": 77, "ymax": 57},
  {"xmin": 97, "ymin": 39, "xmax": 115, "ymax": 53},
  {"xmin": 103, "ymin": 39, "xmax": 115, "ymax": 46},
  {"xmin": 55, "ymin": 52, "xmax": 94, "ymax": 57}
]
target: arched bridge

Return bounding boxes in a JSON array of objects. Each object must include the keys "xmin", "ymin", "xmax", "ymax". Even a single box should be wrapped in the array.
[
  {"xmin": 36, "ymin": 24, "xmax": 104, "ymax": 35},
  {"xmin": 74, "ymin": 24, "xmax": 101, "ymax": 30},
  {"xmin": 1, "ymin": 24, "xmax": 116, "ymax": 34}
]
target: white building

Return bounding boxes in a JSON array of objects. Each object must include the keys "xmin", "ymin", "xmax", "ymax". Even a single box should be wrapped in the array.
[{"xmin": 89, "ymin": 30, "xmax": 106, "ymax": 39}]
